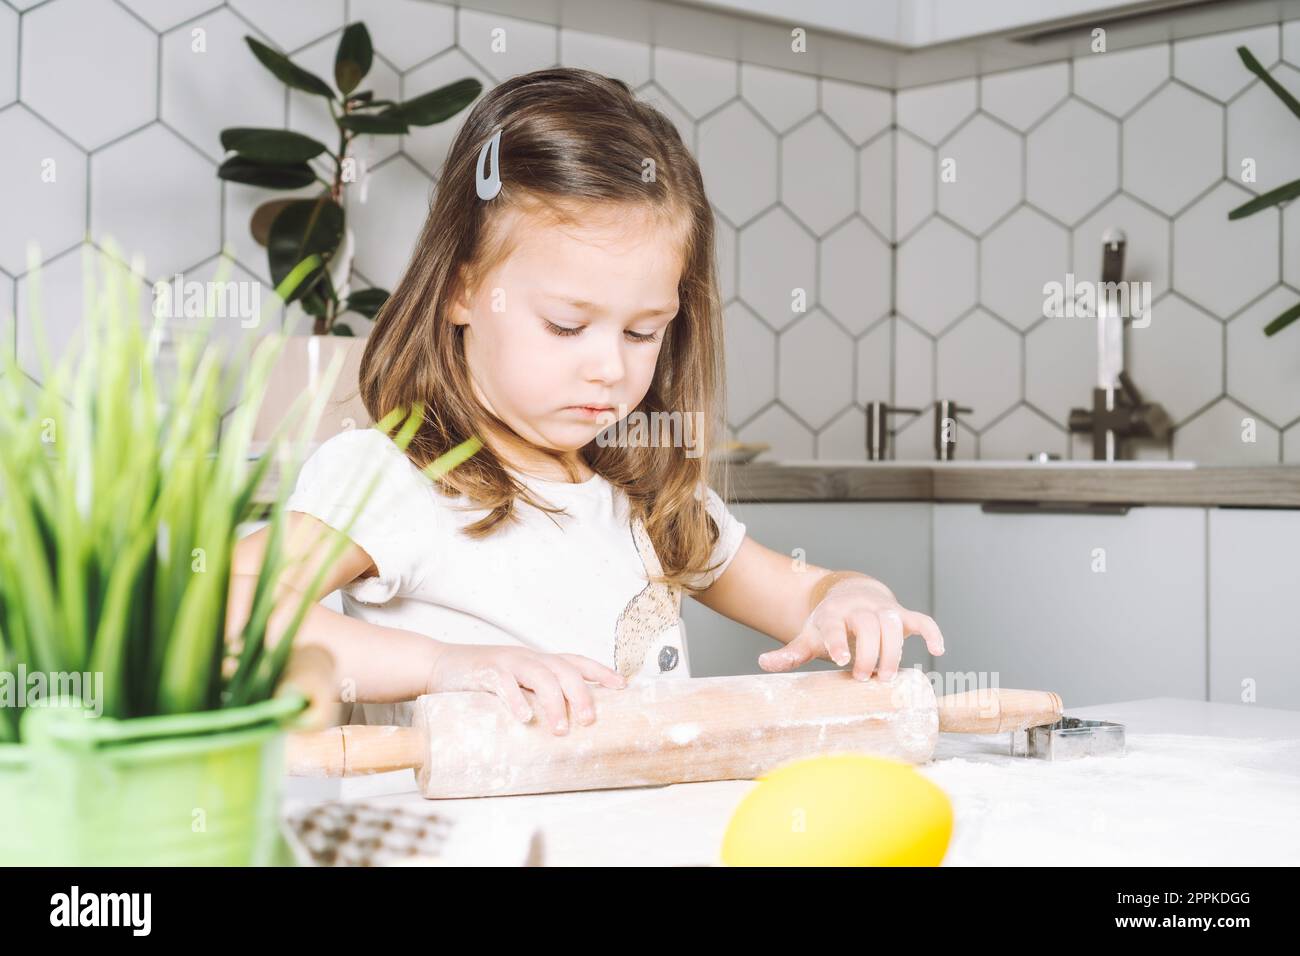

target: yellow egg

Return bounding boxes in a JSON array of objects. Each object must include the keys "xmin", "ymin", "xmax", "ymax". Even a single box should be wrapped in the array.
[{"xmin": 720, "ymin": 753, "xmax": 952, "ymax": 866}]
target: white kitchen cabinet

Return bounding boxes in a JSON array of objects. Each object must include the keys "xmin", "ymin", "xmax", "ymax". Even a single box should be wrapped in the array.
[
  {"xmin": 932, "ymin": 503, "xmax": 1206, "ymax": 708},
  {"xmin": 1208, "ymin": 509, "xmax": 1300, "ymax": 711},
  {"xmin": 681, "ymin": 503, "xmax": 934, "ymax": 678},
  {"xmin": 677, "ymin": 0, "xmax": 1215, "ymax": 47}
]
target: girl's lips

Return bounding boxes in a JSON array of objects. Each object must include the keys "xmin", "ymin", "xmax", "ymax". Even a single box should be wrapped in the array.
[{"xmin": 567, "ymin": 405, "xmax": 615, "ymax": 418}]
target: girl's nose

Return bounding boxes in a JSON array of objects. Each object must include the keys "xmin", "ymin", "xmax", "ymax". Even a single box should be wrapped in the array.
[{"xmin": 580, "ymin": 332, "xmax": 626, "ymax": 383}]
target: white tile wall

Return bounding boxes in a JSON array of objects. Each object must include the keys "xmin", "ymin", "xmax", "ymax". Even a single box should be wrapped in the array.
[
  {"xmin": 724, "ymin": 301, "xmax": 775, "ymax": 423},
  {"xmin": 1074, "ymin": 43, "xmax": 1169, "ymax": 118},
  {"xmin": 820, "ymin": 79, "xmax": 890, "ymax": 145},
  {"xmin": 1025, "ymin": 99, "xmax": 1119, "ymax": 226},
  {"xmin": 1225, "ymin": 286, "xmax": 1300, "ymax": 426},
  {"xmin": 979, "ymin": 61, "xmax": 1068, "ymax": 132},
  {"xmin": 737, "ymin": 207, "xmax": 816, "ymax": 331},
  {"xmin": 1173, "ymin": 397, "xmax": 1280, "ymax": 462},
  {"xmin": 0, "ymin": 5, "xmax": 17, "ymax": 108},
  {"xmin": 739, "ymin": 63, "xmax": 815, "ymax": 133},
  {"xmin": 456, "ymin": 8, "xmax": 556, "ymax": 83},
  {"xmin": 1172, "ymin": 181, "xmax": 1278, "ymax": 319},
  {"xmin": 781, "ymin": 116, "xmax": 856, "ymax": 236},
  {"xmin": 160, "ymin": 9, "xmax": 287, "ymax": 163},
  {"xmin": 0, "ymin": 106, "xmax": 87, "ymax": 275},
  {"xmin": 349, "ymin": 0, "xmax": 453, "ymax": 71},
  {"xmin": 896, "ymin": 218, "xmax": 976, "ymax": 335},
  {"xmin": 819, "ymin": 218, "xmax": 890, "ymax": 335},
  {"xmin": 1127, "ymin": 294, "xmax": 1224, "ymax": 424},
  {"xmin": 1285, "ymin": 202, "xmax": 1300, "ymax": 290},
  {"xmin": 856, "ymin": 133, "xmax": 892, "ymax": 240},
  {"xmin": 1122, "ymin": 84, "xmax": 1222, "ymax": 216},
  {"xmin": 1025, "ymin": 305, "xmax": 1099, "ymax": 425},
  {"xmin": 90, "ymin": 123, "xmax": 222, "ymax": 281},
  {"xmin": 778, "ymin": 308, "xmax": 853, "ymax": 430},
  {"xmin": 1227, "ymin": 63, "xmax": 1300, "ymax": 196},
  {"xmin": 651, "ymin": 46, "xmax": 734, "ymax": 118},
  {"xmin": 981, "ymin": 206, "xmax": 1069, "ymax": 331},
  {"xmin": 19, "ymin": 0, "xmax": 156, "ymax": 150},
  {"xmin": 893, "ymin": 130, "xmax": 935, "ymax": 241},
  {"xmin": 119, "ymin": 0, "xmax": 224, "ymax": 33},
  {"xmin": 935, "ymin": 308, "xmax": 1021, "ymax": 430},
  {"xmin": 697, "ymin": 101, "xmax": 777, "ymax": 225},
  {"xmin": 1173, "ymin": 25, "xmax": 1279, "ymax": 103},
  {"xmin": 855, "ymin": 319, "xmax": 891, "ymax": 407},
  {"xmin": 896, "ymin": 77, "xmax": 975, "ymax": 145},
  {"xmin": 227, "ymin": 0, "xmax": 344, "ymax": 53},
  {"xmin": 936, "ymin": 113, "xmax": 1022, "ymax": 236},
  {"xmin": 1, "ymin": 2, "xmax": 1295, "ymax": 462}
]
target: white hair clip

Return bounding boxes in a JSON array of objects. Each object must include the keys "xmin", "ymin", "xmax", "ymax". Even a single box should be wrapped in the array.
[{"xmin": 475, "ymin": 126, "xmax": 503, "ymax": 200}]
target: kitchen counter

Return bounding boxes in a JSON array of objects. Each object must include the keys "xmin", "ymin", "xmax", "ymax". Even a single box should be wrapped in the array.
[
  {"xmin": 280, "ymin": 697, "xmax": 1300, "ymax": 866},
  {"xmin": 253, "ymin": 456, "xmax": 1300, "ymax": 509},
  {"xmin": 720, "ymin": 461, "xmax": 1300, "ymax": 508}
]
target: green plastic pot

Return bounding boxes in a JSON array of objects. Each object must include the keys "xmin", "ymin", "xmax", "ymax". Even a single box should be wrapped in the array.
[{"xmin": 0, "ymin": 693, "xmax": 308, "ymax": 866}]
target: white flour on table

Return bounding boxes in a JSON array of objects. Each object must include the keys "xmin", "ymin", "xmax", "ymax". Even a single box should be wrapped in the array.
[{"xmin": 920, "ymin": 732, "xmax": 1300, "ymax": 866}]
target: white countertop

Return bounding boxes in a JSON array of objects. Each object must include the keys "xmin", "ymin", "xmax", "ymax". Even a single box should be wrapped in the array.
[{"xmin": 281, "ymin": 697, "xmax": 1300, "ymax": 866}]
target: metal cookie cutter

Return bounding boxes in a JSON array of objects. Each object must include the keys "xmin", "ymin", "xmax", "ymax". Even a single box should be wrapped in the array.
[{"xmin": 1011, "ymin": 716, "xmax": 1126, "ymax": 760}]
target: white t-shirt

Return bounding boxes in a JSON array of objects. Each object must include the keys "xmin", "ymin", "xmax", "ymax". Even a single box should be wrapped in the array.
[{"xmin": 283, "ymin": 427, "xmax": 747, "ymax": 727}]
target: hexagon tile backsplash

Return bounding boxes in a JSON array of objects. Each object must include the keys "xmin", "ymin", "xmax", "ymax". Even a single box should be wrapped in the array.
[{"xmin": 1, "ymin": 1, "xmax": 1297, "ymax": 464}]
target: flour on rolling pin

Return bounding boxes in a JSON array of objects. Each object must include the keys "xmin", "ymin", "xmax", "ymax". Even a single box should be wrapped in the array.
[{"xmin": 412, "ymin": 667, "xmax": 940, "ymax": 799}]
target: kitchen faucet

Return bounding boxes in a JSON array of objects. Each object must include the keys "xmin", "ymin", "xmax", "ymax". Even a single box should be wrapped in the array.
[{"xmin": 1067, "ymin": 228, "xmax": 1172, "ymax": 460}]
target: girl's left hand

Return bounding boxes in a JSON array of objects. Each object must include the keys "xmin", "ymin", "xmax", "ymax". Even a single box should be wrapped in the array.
[{"xmin": 757, "ymin": 577, "xmax": 945, "ymax": 681}]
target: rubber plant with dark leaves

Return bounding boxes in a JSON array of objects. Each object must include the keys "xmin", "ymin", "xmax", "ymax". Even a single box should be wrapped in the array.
[
  {"xmin": 218, "ymin": 23, "xmax": 481, "ymax": 335},
  {"xmin": 1231, "ymin": 45, "xmax": 1300, "ymax": 337}
]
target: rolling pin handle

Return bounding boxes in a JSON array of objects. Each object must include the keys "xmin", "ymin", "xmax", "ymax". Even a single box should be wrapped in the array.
[{"xmin": 286, "ymin": 725, "xmax": 424, "ymax": 777}]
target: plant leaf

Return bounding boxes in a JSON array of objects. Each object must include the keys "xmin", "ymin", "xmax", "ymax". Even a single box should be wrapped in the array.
[
  {"xmin": 342, "ymin": 287, "xmax": 389, "ymax": 318},
  {"xmin": 1227, "ymin": 177, "xmax": 1300, "ymax": 219},
  {"xmin": 332, "ymin": 323, "xmax": 355, "ymax": 336},
  {"xmin": 334, "ymin": 22, "xmax": 373, "ymax": 95},
  {"xmin": 390, "ymin": 77, "xmax": 482, "ymax": 126},
  {"xmin": 267, "ymin": 198, "xmax": 345, "ymax": 303},
  {"xmin": 1264, "ymin": 300, "xmax": 1300, "ymax": 336},
  {"xmin": 218, "ymin": 156, "xmax": 317, "ymax": 190},
  {"xmin": 300, "ymin": 287, "xmax": 331, "ymax": 318},
  {"xmin": 220, "ymin": 127, "xmax": 329, "ymax": 164},
  {"xmin": 338, "ymin": 112, "xmax": 409, "ymax": 135},
  {"xmin": 246, "ymin": 36, "xmax": 336, "ymax": 99},
  {"xmin": 250, "ymin": 198, "xmax": 301, "ymax": 247},
  {"xmin": 1237, "ymin": 45, "xmax": 1300, "ymax": 122}
]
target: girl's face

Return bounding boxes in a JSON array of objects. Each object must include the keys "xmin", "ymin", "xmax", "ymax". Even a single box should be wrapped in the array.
[{"xmin": 450, "ymin": 202, "xmax": 684, "ymax": 478}]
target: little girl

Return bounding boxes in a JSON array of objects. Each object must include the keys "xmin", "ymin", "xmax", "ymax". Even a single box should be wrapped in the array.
[{"xmin": 231, "ymin": 68, "xmax": 944, "ymax": 735}]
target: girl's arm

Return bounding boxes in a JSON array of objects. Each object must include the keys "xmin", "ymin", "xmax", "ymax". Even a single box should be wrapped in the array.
[
  {"xmin": 691, "ymin": 536, "xmax": 945, "ymax": 681},
  {"xmin": 227, "ymin": 513, "xmax": 625, "ymax": 730},
  {"xmin": 226, "ymin": 571, "xmax": 443, "ymax": 703}
]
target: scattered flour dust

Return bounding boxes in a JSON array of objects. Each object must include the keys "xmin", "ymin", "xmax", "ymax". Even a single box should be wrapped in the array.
[
  {"xmin": 920, "ymin": 733, "xmax": 1300, "ymax": 865},
  {"xmin": 666, "ymin": 723, "xmax": 701, "ymax": 745}
]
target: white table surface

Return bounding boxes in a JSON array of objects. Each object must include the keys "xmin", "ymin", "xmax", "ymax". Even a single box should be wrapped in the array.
[{"xmin": 281, "ymin": 697, "xmax": 1300, "ymax": 866}]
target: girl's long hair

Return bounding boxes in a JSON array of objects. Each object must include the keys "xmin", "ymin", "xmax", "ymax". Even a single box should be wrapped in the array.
[{"xmin": 358, "ymin": 67, "xmax": 732, "ymax": 593}]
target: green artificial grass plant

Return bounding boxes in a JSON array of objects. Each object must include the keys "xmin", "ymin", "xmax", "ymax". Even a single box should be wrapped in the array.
[{"xmin": 0, "ymin": 242, "xmax": 478, "ymax": 742}]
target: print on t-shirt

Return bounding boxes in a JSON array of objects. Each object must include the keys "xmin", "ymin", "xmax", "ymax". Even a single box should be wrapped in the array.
[{"xmin": 613, "ymin": 516, "xmax": 683, "ymax": 680}]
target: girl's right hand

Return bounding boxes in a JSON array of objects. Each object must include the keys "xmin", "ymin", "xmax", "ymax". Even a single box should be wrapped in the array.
[{"xmin": 423, "ymin": 644, "xmax": 627, "ymax": 735}]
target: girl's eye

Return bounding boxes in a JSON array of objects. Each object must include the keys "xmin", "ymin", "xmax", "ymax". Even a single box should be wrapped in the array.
[
  {"xmin": 544, "ymin": 320, "xmax": 582, "ymax": 337},
  {"xmin": 544, "ymin": 320, "xmax": 660, "ymax": 344}
]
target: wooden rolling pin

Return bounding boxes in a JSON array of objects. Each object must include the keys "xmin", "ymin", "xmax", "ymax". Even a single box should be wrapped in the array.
[{"xmin": 285, "ymin": 668, "xmax": 1062, "ymax": 799}]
